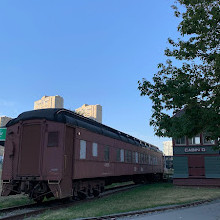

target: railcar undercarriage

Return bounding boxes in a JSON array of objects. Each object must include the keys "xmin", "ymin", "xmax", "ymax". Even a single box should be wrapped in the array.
[
  {"xmin": 2, "ymin": 173, "xmax": 163, "ymax": 202},
  {"xmin": 1, "ymin": 178, "xmax": 106, "ymax": 202}
]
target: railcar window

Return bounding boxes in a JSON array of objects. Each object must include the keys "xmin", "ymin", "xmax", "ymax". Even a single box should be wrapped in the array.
[
  {"xmin": 128, "ymin": 151, "xmax": 132, "ymax": 163},
  {"xmin": 135, "ymin": 152, "xmax": 138, "ymax": 163},
  {"xmin": 146, "ymin": 155, "xmax": 149, "ymax": 164},
  {"xmin": 120, "ymin": 149, "xmax": 124, "ymax": 162},
  {"xmin": 92, "ymin": 143, "xmax": 98, "ymax": 157},
  {"xmin": 104, "ymin": 146, "xmax": 110, "ymax": 161},
  {"xmin": 153, "ymin": 157, "xmax": 156, "ymax": 165},
  {"xmin": 48, "ymin": 132, "xmax": 59, "ymax": 147},
  {"xmin": 80, "ymin": 140, "xmax": 86, "ymax": 159},
  {"xmin": 149, "ymin": 155, "xmax": 151, "ymax": 165},
  {"xmin": 125, "ymin": 150, "xmax": 132, "ymax": 163},
  {"xmin": 132, "ymin": 152, "xmax": 136, "ymax": 163},
  {"xmin": 116, "ymin": 148, "xmax": 120, "ymax": 162},
  {"xmin": 125, "ymin": 150, "xmax": 127, "ymax": 162},
  {"xmin": 138, "ymin": 153, "xmax": 141, "ymax": 164},
  {"xmin": 141, "ymin": 154, "xmax": 144, "ymax": 164}
]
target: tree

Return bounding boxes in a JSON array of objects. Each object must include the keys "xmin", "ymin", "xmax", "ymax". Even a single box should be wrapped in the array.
[{"xmin": 138, "ymin": 0, "xmax": 220, "ymax": 144}]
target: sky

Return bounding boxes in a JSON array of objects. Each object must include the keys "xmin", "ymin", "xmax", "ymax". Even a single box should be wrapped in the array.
[{"xmin": 0, "ymin": 0, "xmax": 181, "ymax": 151}]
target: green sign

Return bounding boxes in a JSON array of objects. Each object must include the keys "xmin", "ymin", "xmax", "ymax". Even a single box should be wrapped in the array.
[
  {"xmin": 174, "ymin": 146, "xmax": 218, "ymax": 155},
  {"xmin": 0, "ymin": 128, "xmax": 6, "ymax": 141}
]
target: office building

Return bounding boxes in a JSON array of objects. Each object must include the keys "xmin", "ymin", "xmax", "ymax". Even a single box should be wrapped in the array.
[
  {"xmin": 34, "ymin": 95, "xmax": 64, "ymax": 110},
  {"xmin": 163, "ymin": 140, "xmax": 173, "ymax": 156},
  {"xmin": 75, "ymin": 104, "xmax": 102, "ymax": 123},
  {"xmin": 0, "ymin": 116, "xmax": 12, "ymax": 127},
  {"xmin": 0, "ymin": 146, "xmax": 4, "ymax": 156}
]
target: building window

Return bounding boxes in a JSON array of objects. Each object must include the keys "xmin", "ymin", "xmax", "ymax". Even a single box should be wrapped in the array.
[
  {"xmin": 120, "ymin": 149, "xmax": 124, "ymax": 162},
  {"xmin": 48, "ymin": 132, "xmax": 59, "ymax": 147},
  {"xmin": 92, "ymin": 143, "xmax": 98, "ymax": 157},
  {"xmin": 188, "ymin": 135, "xmax": 200, "ymax": 145},
  {"xmin": 80, "ymin": 140, "xmax": 86, "ymax": 159},
  {"xmin": 104, "ymin": 146, "xmax": 110, "ymax": 161},
  {"xmin": 175, "ymin": 137, "xmax": 186, "ymax": 145},
  {"xmin": 203, "ymin": 133, "xmax": 215, "ymax": 145}
]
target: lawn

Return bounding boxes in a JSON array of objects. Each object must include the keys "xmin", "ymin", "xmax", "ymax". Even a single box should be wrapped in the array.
[
  {"xmin": 31, "ymin": 183, "xmax": 220, "ymax": 220},
  {"xmin": 0, "ymin": 166, "xmax": 32, "ymax": 209}
]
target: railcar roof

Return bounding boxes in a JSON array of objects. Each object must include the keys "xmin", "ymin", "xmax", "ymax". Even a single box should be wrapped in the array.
[{"xmin": 6, "ymin": 108, "xmax": 162, "ymax": 153}]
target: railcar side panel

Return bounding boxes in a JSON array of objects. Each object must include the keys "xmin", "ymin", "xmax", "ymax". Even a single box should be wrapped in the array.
[{"xmin": 72, "ymin": 127, "xmax": 163, "ymax": 180}]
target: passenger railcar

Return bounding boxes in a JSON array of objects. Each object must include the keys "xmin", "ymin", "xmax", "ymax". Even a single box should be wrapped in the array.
[{"xmin": 1, "ymin": 109, "xmax": 163, "ymax": 202}]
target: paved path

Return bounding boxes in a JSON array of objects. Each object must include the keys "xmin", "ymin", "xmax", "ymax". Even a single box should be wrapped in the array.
[{"xmin": 118, "ymin": 199, "xmax": 220, "ymax": 220}]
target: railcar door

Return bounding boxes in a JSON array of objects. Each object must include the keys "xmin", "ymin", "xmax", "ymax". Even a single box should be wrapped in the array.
[
  {"xmin": 43, "ymin": 122, "xmax": 75, "ymax": 198},
  {"xmin": 43, "ymin": 122, "xmax": 65, "ymax": 181},
  {"xmin": 18, "ymin": 124, "xmax": 42, "ymax": 176}
]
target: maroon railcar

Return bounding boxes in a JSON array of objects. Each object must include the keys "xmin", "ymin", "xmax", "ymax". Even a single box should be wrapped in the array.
[{"xmin": 1, "ymin": 109, "xmax": 163, "ymax": 202}]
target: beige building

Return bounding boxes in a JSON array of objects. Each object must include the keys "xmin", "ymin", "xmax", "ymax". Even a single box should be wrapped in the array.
[
  {"xmin": 0, "ymin": 116, "xmax": 12, "ymax": 127},
  {"xmin": 75, "ymin": 104, "xmax": 102, "ymax": 123},
  {"xmin": 34, "ymin": 95, "xmax": 64, "ymax": 110},
  {"xmin": 0, "ymin": 145, "xmax": 4, "ymax": 156},
  {"xmin": 163, "ymin": 140, "xmax": 173, "ymax": 156}
]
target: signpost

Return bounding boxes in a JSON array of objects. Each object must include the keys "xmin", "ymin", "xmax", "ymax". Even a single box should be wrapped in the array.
[{"xmin": 0, "ymin": 128, "xmax": 6, "ymax": 141}]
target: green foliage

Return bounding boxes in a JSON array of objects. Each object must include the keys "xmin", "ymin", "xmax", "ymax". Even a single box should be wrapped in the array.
[{"xmin": 138, "ymin": 0, "xmax": 220, "ymax": 142}]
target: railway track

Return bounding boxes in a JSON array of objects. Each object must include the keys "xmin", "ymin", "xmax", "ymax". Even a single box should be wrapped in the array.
[{"xmin": 0, "ymin": 183, "xmax": 139, "ymax": 220}]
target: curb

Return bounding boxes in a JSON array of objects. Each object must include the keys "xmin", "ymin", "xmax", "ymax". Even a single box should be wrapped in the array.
[{"xmin": 76, "ymin": 198, "xmax": 218, "ymax": 220}]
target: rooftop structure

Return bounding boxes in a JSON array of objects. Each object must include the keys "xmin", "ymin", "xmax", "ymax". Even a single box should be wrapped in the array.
[
  {"xmin": 75, "ymin": 104, "xmax": 102, "ymax": 123},
  {"xmin": 163, "ymin": 140, "xmax": 173, "ymax": 156},
  {"xmin": 34, "ymin": 95, "xmax": 64, "ymax": 110},
  {"xmin": 0, "ymin": 116, "xmax": 12, "ymax": 127}
]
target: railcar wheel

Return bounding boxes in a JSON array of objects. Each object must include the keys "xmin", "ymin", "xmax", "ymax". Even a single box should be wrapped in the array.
[
  {"xmin": 78, "ymin": 191, "xmax": 87, "ymax": 200},
  {"xmin": 93, "ymin": 189, "xmax": 100, "ymax": 197},
  {"xmin": 30, "ymin": 182, "xmax": 47, "ymax": 203},
  {"xmin": 33, "ymin": 196, "xmax": 44, "ymax": 204}
]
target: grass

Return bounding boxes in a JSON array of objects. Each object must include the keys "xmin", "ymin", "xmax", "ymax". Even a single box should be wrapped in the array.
[
  {"xmin": 0, "ymin": 167, "xmax": 32, "ymax": 209},
  {"xmin": 31, "ymin": 183, "xmax": 220, "ymax": 220}
]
